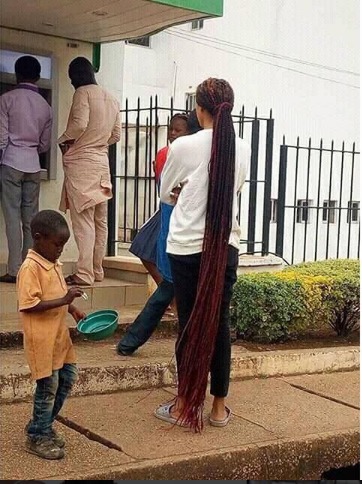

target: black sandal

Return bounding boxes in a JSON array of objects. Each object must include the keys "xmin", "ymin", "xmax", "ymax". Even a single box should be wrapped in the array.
[
  {"xmin": 0, "ymin": 274, "xmax": 17, "ymax": 284},
  {"xmin": 65, "ymin": 274, "xmax": 91, "ymax": 286}
]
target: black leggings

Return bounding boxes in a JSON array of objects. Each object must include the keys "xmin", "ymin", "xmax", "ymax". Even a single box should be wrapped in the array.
[{"xmin": 169, "ymin": 246, "xmax": 238, "ymax": 398}]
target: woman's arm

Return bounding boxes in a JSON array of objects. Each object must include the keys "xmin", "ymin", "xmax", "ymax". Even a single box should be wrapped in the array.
[{"xmin": 159, "ymin": 143, "xmax": 187, "ymax": 204}]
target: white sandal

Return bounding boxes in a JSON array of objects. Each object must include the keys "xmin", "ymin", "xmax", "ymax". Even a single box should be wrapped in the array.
[
  {"xmin": 154, "ymin": 403, "xmax": 188, "ymax": 427},
  {"xmin": 209, "ymin": 406, "xmax": 232, "ymax": 427}
]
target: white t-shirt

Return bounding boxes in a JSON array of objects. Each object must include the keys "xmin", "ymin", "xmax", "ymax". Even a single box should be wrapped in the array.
[{"xmin": 160, "ymin": 128, "xmax": 250, "ymax": 255}]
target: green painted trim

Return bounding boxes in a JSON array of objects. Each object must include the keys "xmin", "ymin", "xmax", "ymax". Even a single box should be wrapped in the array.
[
  {"xmin": 92, "ymin": 43, "xmax": 101, "ymax": 72},
  {"xmin": 149, "ymin": 0, "xmax": 223, "ymax": 16}
]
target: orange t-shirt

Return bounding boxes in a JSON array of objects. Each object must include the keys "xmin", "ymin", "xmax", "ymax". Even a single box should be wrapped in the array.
[{"xmin": 17, "ymin": 250, "xmax": 76, "ymax": 380}]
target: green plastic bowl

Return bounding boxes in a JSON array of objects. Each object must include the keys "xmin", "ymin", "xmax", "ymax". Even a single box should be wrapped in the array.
[{"xmin": 77, "ymin": 309, "xmax": 119, "ymax": 341}]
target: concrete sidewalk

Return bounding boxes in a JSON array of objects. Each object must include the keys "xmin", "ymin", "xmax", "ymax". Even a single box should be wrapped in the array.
[{"xmin": 0, "ymin": 371, "xmax": 359, "ymax": 480}]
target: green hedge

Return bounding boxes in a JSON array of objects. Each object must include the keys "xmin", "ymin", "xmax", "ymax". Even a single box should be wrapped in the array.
[{"xmin": 230, "ymin": 259, "xmax": 359, "ymax": 342}]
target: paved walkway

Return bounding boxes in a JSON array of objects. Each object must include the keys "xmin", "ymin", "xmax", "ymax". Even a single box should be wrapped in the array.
[{"xmin": 0, "ymin": 371, "xmax": 359, "ymax": 480}]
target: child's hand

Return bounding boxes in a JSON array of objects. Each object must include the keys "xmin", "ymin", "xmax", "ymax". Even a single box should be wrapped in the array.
[
  {"xmin": 69, "ymin": 304, "xmax": 86, "ymax": 323},
  {"xmin": 63, "ymin": 287, "xmax": 84, "ymax": 305},
  {"xmin": 170, "ymin": 183, "xmax": 183, "ymax": 204}
]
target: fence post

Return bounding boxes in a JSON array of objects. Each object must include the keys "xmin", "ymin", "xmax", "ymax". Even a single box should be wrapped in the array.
[
  {"xmin": 261, "ymin": 115, "xmax": 274, "ymax": 255},
  {"xmin": 276, "ymin": 143, "xmax": 288, "ymax": 258},
  {"xmin": 107, "ymin": 142, "xmax": 117, "ymax": 256},
  {"xmin": 247, "ymin": 117, "xmax": 260, "ymax": 253},
  {"xmin": 133, "ymin": 98, "xmax": 141, "ymax": 234},
  {"xmin": 347, "ymin": 142, "xmax": 356, "ymax": 258}
]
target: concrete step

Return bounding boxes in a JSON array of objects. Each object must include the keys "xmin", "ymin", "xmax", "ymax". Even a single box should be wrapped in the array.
[
  {"xmin": 103, "ymin": 255, "xmax": 150, "ymax": 284},
  {"xmin": 0, "ymin": 340, "xmax": 359, "ymax": 402},
  {"xmin": 237, "ymin": 254, "xmax": 284, "ymax": 273},
  {"xmin": 0, "ymin": 371, "xmax": 359, "ymax": 480},
  {"xmin": 1, "ymin": 257, "xmax": 151, "ymax": 285},
  {"xmin": 0, "ymin": 277, "xmax": 149, "ymax": 317},
  {"xmin": 117, "ymin": 241, "xmax": 135, "ymax": 257},
  {"xmin": 110, "ymin": 251, "xmax": 285, "ymax": 277},
  {"xmin": 0, "ymin": 260, "xmax": 77, "ymax": 276}
]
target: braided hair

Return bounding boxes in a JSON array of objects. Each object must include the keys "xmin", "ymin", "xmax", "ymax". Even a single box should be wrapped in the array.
[
  {"xmin": 170, "ymin": 112, "xmax": 188, "ymax": 123},
  {"xmin": 177, "ymin": 78, "xmax": 236, "ymax": 431}
]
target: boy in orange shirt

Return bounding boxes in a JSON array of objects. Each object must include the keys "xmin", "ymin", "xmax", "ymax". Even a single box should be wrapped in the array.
[{"xmin": 17, "ymin": 210, "xmax": 85, "ymax": 460}]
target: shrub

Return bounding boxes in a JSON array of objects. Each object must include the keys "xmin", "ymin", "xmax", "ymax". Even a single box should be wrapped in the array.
[
  {"xmin": 230, "ymin": 273, "xmax": 308, "ymax": 342},
  {"xmin": 284, "ymin": 259, "xmax": 360, "ymax": 337},
  {"xmin": 230, "ymin": 259, "xmax": 359, "ymax": 341},
  {"xmin": 286, "ymin": 258, "xmax": 359, "ymax": 278}
]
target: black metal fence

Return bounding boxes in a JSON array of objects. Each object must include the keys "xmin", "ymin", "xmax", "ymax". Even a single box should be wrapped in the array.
[
  {"xmin": 275, "ymin": 138, "xmax": 360, "ymax": 263},
  {"xmin": 108, "ymin": 97, "xmax": 275, "ymax": 257},
  {"xmin": 108, "ymin": 97, "xmax": 360, "ymax": 264}
]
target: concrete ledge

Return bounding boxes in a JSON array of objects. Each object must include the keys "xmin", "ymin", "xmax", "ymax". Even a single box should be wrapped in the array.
[
  {"xmin": 1, "ymin": 361, "xmax": 175, "ymax": 402},
  {"xmin": 237, "ymin": 255, "xmax": 284, "ymax": 274},
  {"xmin": 103, "ymin": 254, "xmax": 285, "ymax": 279},
  {"xmin": 0, "ymin": 261, "xmax": 77, "ymax": 276},
  {"xmin": 230, "ymin": 346, "xmax": 360, "ymax": 379},
  {"xmin": 0, "ymin": 277, "xmax": 149, "ymax": 322},
  {"xmin": 103, "ymin": 256, "xmax": 153, "ymax": 286},
  {"xmin": 61, "ymin": 429, "xmax": 360, "ymax": 480},
  {"xmin": 0, "ymin": 346, "xmax": 358, "ymax": 403},
  {"xmin": 238, "ymin": 254, "xmax": 283, "ymax": 267},
  {"xmin": 103, "ymin": 256, "xmax": 148, "ymax": 274}
]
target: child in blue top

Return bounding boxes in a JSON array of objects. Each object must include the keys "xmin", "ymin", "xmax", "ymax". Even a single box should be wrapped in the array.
[
  {"xmin": 117, "ymin": 114, "xmax": 189, "ymax": 355},
  {"xmin": 117, "ymin": 111, "xmax": 202, "ymax": 356},
  {"xmin": 157, "ymin": 110, "xmax": 203, "ymax": 285}
]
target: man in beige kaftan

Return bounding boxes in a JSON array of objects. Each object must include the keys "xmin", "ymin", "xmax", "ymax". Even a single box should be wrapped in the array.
[{"xmin": 58, "ymin": 57, "xmax": 120, "ymax": 286}]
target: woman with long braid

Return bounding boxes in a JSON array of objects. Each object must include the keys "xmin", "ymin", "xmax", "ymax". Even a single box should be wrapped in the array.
[{"xmin": 156, "ymin": 78, "xmax": 250, "ymax": 431}]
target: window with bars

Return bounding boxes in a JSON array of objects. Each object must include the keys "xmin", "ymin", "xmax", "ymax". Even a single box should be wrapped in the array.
[
  {"xmin": 185, "ymin": 92, "xmax": 196, "ymax": 111},
  {"xmin": 127, "ymin": 36, "xmax": 150, "ymax": 47},
  {"xmin": 322, "ymin": 200, "xmax": 337, "ymax": 223},
  {"xmin": 296, "ymin": 199, "xmax": 313, "ymax": 223},
  {"xmin": 347, "ymin": 201, "xmax": 360, "ymax": 223},
  {"xmin": 191, "ymin": 19, "xmax": 204, "ymax": 30},
  {"xmin": 270, "ymin": 199, "xmax": 278, "ymax": 223}
]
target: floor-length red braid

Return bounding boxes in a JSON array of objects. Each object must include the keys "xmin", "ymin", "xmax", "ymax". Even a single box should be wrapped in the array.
[{"xmin": 176, "ymin": 79, "xmax": 236, "ymax": 431}]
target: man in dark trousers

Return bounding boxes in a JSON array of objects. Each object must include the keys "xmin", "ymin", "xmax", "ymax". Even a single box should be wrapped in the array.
[{"xmin": 0, "ymin": 55, "xmax": 52, "ymax": 283}]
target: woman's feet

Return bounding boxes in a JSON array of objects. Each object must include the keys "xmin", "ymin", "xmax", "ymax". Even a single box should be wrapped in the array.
[
  {"xmin": 209, "ymin": 397, "xmax": 231, "ymax": 427},
  {"xmin": 154, "ymin": 403, "xmax": 188, "ymax": 426},
  {"xmin": 155, "ymin": 397, "xmax": 231, "ymax": 428},
  {"xmin": 209, "ymin": 406, "xmax": 232, "ymax": 427},
  {"xmin": 155, "ymin": 396, "xmax": 187, "ymax": 424}
]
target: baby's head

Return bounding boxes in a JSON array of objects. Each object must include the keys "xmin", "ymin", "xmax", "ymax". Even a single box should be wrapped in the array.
[{"xmin": 31, "ymin": 210, "xmax": 70, "ymax": 263}]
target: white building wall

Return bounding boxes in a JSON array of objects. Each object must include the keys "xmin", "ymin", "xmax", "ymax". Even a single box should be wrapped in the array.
[
  {"xmin": 116, "ymin": 0, "xmax": 360, "ymax": 262},
  {"xmin": 122, "ymin": 0, "xmax": 359, "ymax": 144}
]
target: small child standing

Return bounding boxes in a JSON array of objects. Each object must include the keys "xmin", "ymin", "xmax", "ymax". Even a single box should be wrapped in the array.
[{"xmin": 17, "ymin": 210, "xmax": 85, "ymax": 460}]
